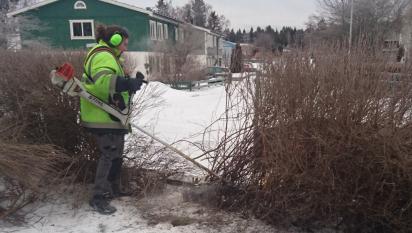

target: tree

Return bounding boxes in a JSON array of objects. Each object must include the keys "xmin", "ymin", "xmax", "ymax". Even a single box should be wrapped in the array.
[
  {"xmin": 0, "ymin": 0, "xmax": 49, "ymax": 49},
  {"xmin": 192, "ymin": 0, "xmax": 207, "ymax": 27},
  {"xmin": 207, "ymin": 11, "xmax": 221, "ymax": 32},
  {"xmin": 1, "ymin": 0, "xmax": 21, "ymax": 48},
  {"xmin": 249, "ymin": 27, "xmax": 254, "ymax": 43},
  {"xmin": 256, "ymin": 26, "xmax": 263, "ymax": 35},
  {"xmin": 174, "ymin": 1, "xmax": 230, "ymax": 32},
  {"xmin": 235, "ymin": 29, "xmax": 243, "ymax": 43},
  {"xmin": 310, "ymin": 0, "xmax": 411, "ymax": 45},
  {"xmin": 242, "ymin": 29, "xmax": 248, "ymax": 42},
  {"xmin": 155, "ymin": 0, "xmax": 170, "ymax": 16},
  {"xmin": 218, "ymin": 15, "xmax": 230, "ymax": 32},
  {"xmin": 181, "ymin": 3, "xmax": 193, "ymax": 23},
  {"xmin": 227, "ymin": 29, "xmax": 236, "ymax": 42}
]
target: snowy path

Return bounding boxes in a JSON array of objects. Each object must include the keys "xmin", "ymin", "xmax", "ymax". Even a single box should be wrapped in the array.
[{"xmin": 1, "ymin": 184, "xmax": 282, "ymax": 233}]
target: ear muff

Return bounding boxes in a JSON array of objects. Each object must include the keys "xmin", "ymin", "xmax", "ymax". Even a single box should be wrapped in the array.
[{"xmin": 109, "ymin": 33, "xmax": 123, "ymax": 47}]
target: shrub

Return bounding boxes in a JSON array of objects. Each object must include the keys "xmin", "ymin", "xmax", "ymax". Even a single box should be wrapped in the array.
[
  {"xmin": 0, "ymin": 49, "xmax": 99, "ymax": 220},
  {"xmin": 213, "ymin": 46, "xmax": 412, "ymax": 232}
]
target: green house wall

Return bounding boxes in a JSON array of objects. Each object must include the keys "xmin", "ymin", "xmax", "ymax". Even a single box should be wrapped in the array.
[{"xmin": 18, "ymin": 0, "xmax": 177, "ymax": 51}]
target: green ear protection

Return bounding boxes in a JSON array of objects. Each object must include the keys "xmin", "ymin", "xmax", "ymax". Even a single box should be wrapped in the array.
[{"xmin": 109, "ymin": 32, "xmax": 123, "ymax": 47}]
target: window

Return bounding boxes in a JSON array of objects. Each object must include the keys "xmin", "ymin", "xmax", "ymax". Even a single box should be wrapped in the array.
[
  {"xmin": 175, "ymin": 27, "xmax": 179, "ymax": 41},
  {"xmin": 74, "ymin": 1, "xmax": 86, "ymax": 9},
  {"xmin": 149, "ymin": 55, "xmax": 163, "ymax": 73},
  {"xmin": 179, "ymin": 28, "xmax": 184, "ymax": 41},
  {"xmin": 157, "ymin": 23, "xmax": 163, "ymax": 41},
  {"xmin": 69, "ymin": 20, "xmax": 94, "ymax": 40},
  {"xmin": 150, "ymin": 20, "xmax": 156, "ymax": 40},
  {"xmin": 150, "ymin": 21, "xmax": 169, "ymax": 41},
  {"xmin": 164, "ymin": 24, "xmax": 168, "ymax": 40}
]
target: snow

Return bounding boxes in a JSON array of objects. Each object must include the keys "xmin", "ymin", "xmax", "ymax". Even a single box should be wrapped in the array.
[
  {"xmin": 136, "ymin": 81, "xmax": 226, "ymax": 145},
  {"xmin": 131, "ymin": 81, "xmax": 231, "ymax": 172},
  {"xmin": 1, "ymin": 184, "xmax": 281, "ymax": 233}
]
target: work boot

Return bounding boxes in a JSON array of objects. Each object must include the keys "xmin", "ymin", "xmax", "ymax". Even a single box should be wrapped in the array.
[{"xmin": 89, "ymin": 195, "xmax": 117, "ymax": 215}]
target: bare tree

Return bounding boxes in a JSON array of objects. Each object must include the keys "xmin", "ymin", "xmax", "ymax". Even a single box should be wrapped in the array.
[
  {"xmin": 309, "ymin": 0, "xmax": 411, "ymax": 45},
  {"xmin": 1, "ymin": 0, "xmax": 49, "ymax": 49}
]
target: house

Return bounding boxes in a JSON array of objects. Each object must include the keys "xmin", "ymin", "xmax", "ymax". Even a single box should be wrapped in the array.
[
  {"xmin": 381, "ymin": 4, "xmax": 412, "ymax": 64},
  {"xmin": 7, "ymin": 0, "xmax": 224, "ymax": 76},
  {"xmin": 400, "ymin": 5, "xmax": 412, "ymax": 64}
]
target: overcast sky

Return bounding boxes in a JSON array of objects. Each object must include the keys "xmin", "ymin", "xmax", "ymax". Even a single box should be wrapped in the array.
[{"xmin": 121, "ymin": 0, "xmax": 319, "ymax": 30}]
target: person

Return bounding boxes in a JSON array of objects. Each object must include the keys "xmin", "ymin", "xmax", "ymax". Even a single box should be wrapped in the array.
[{"xmin": 80, "ymin": 24, "xmax": 144, "ymax": 215}]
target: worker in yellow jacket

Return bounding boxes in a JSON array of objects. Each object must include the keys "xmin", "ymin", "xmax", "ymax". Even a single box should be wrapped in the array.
[{"xmin": 81, "ymin": 24, "xmax": 144, "ymax": 215}]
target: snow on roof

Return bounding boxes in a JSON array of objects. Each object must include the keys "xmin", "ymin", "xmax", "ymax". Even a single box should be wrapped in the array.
[{"xmin": 7, "ymin": 0, "xmax": 58, "ymax": 17}]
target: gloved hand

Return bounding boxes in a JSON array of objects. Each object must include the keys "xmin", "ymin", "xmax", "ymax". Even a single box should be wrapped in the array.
[
  {"xmin": 128, "ymin": 72, "xmax": 145, "ymax": 93},
  {"xmin": 136, "ymin": 71, "xmax": 145, "ymax": 81},
  {"xmin": 136, "ymin": 71, "xmax": 148, "ymax": 84},
  {"xmin": 128, "ymin": 78, "xmax": 142, "ymax": 93}
]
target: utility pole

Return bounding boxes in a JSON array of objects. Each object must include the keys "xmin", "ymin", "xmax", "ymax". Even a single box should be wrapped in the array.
[{"xmin": 349, "ymin": 0, "xmax": 354, "ymax": 53}]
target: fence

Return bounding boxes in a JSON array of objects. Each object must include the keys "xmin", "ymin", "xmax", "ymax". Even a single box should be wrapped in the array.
[{"xmin": 169, "ymin": 72, "xmax": 253, "ymax": 91}]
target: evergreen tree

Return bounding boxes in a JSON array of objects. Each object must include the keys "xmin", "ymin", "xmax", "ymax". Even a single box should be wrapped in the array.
[
  {"xmin": 265, "ymin": 25, "xmax": 274, "ymax": 35},
  {"xmin": 242, "ymin": 29, "xmax": 248, "ymax": 43},
  {"xmin": 227, "ymin": 29, "xmax": 236, "ymax": 42},
  {"xmin": 192, "ymin": 0, "xmax": 206, "ymax": 27},
  {"xmin": 235, "ymin": 29, "xmax": 243, "ymax": 43},
  {"xmin": 249, "ymin": 27, "xmax": 254, "ymax": 43},
  {"xmin": 155, "ymin": 0, "xmax": 169, "ymax": 16},
  {"xmin": 228, "ymin": 24, "xmax": 305, "ymax": 49},
  {"xmin": 273, "ymin": 29, "xmax": 279, "ymax": 45},
  {"xmin": 207, "ymin": 11, "xmax": 221, "ymax": 32},
  {"xmin": 181, "ymin": 3, "xmax": 193, "ymax": 23}
]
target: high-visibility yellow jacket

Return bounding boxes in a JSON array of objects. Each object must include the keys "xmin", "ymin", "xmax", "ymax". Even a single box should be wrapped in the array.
[{"xmin": 80, "ymin": 40, "xmax": 129, "ymax": 132}]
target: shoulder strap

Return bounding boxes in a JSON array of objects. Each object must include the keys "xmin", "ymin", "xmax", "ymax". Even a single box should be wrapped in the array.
[{"xmin": 83, "ymin": 46, "xmax": 117, "ymax": 84}]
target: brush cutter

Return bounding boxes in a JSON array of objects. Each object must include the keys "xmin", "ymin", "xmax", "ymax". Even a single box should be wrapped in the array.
[{"xmin": 50, "ymin": 63, "xmax": 220, "ymax": 179}]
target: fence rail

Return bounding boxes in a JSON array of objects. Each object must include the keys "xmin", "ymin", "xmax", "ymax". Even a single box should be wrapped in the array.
[{"xmin": 168, "ymin": 73, "xmax": 253, "ymax": 91}]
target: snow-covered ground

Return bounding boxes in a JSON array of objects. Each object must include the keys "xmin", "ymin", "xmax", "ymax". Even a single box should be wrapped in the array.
[
  {"xmin": 131, "ymin": 79, "xmax": 249, "ymax": 174},
  {"xmin": 135, "ymin": 81, "xmax": 228, "ymax": 160},
  {"xmin": 1, "ymin": 184, "xmax": 283, "ymax": 233}
]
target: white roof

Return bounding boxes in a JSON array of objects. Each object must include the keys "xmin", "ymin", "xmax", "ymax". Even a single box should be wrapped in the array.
[{"xmin": 7, "ymin": 0, "xmax": 58, "ymax": 17}]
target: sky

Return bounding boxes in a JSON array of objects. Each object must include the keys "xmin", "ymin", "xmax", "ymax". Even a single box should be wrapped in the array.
[{"xmin": 122, "ymin": 0, "xmax": 319, "ymax": 30}]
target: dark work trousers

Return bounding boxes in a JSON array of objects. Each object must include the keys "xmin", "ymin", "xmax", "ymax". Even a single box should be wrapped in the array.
[{"xmin": 92, "ymin": 133, "xmax": 125, "ymax": 198}]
